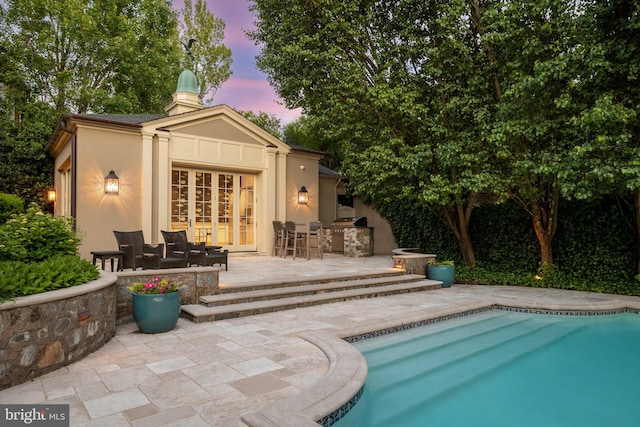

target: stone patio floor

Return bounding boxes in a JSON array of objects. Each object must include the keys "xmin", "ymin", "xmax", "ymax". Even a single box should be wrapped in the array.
[{"xmin": 2, "ymin": 253, "xmax": 640, "ymax": 426}]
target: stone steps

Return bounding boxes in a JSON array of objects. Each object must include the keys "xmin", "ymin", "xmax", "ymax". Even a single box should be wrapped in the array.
[
  {"xmin": 202, "ymin": 274, "xmax": 427, "ymax": 306},
  {"xmin": 180, "ymin": 272, "xmax": 442, "ymax": 323},
  {"xmin": 213, "ymin": 269, "xmax": 410, "ymax": 294}
]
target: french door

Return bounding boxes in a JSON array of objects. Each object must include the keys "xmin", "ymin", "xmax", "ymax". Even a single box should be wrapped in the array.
[{"xmin": 171, "ymin": 168, "xmax": 256, "ymax": 251}]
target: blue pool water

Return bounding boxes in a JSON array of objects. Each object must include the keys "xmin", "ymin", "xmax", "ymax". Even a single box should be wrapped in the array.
[{"xmin": 333, "ymin": 310, "xmax": 640, "ymax": 427}]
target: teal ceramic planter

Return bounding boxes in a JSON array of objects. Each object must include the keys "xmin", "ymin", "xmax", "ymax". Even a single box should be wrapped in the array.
[
  {"xmin": 428, "ymin": 265, "xmax": 455, "ymax": 288},
  {"xmin": 132, "ymin": 291, "xmax": 181, "ymax": 333}
]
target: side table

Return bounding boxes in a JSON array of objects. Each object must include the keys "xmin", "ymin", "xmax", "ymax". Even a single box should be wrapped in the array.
[{"xmin": 91, "ymin": 250, "xmax": 125, "ymax": 271}]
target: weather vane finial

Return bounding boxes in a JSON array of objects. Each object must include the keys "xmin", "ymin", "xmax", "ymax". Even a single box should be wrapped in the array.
[{"xmin": 182, "ymin": 38, "xmax": 197, "ymax": 61}]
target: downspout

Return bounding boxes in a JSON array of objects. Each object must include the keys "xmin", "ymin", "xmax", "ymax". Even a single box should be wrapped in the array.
[
  {"xmin": 60, "ymin": 117, "xmax": 77, "ymax": 230},
  {"xmin": 335, "ymin": 177, "xmax": 344, "ymax": 221}
]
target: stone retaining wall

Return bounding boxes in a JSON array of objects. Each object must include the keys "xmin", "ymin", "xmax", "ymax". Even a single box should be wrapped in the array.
[
  {"xmin": 0, "ymin": 273, "xmax": 118, "ymax": 390},
  {"xmin": 0, "ymin": 267, "xmax": 220, "ymax": 390},
  {"xmin": 114, "ymin": 267, "xmax": 219, "ymax": 324},
  {"xmin": 392, "ymin": 248, "xmax": 436, "ymax": 275}
]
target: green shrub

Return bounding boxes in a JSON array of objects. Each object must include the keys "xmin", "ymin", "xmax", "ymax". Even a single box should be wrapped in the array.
[
  {"xmin": 381, "ymin": 195, "xmax": 640, "ymax": 295},
  {"xmin": 0, "ymin": 255, "xmax": 99, "ymax": 302},
  {"xmin": 0, "ymin": 193, "xmax": 24, "ymax": 224},
  {"xmin": 0, "ymin": 204, "xmax": 81, "ymax": 263},
  {"xmin": 377, "ymin": 198, "xmax": 460, "ymax": 261}
]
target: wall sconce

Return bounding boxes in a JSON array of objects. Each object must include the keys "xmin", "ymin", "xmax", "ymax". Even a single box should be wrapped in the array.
[
  {"xmin": 298, "ymin": 186, "xmax": 309, "ymax": 204},
  {"xmin": 104, "ymin": 170, "xmax": 120, "ymax": 194},
  {"xmin": 47, "ymin": 188, "xmax": 56, "ymax": 203}
]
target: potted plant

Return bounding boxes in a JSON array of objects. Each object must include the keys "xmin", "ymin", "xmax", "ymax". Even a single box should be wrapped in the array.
[
  {"xmin": 128, "ymin": 276, "xmax": 181, "ymax": 333},
  {"xmin": 427, "ymin": 259, "xmax": 455, "ymax": 288}
]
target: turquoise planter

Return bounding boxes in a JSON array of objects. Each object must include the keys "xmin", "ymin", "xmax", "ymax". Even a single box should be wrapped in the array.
[
  {"xmin": 131, "ymin": 290, "xmax": 181, "ymax": 333},
  {"xmin": 428, "ymin": 265, "xmax": 455, "ymax": 288}
]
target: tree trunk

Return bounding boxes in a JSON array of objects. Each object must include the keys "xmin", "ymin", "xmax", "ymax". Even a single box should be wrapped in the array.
[
  {"xmin": 442, "ymin": 194, "xmax": 477, "ymax": 267},
  {"xmin": 532, "ymin": 212, "xmax": 554, "ymax": 266},
  {"xmin": 528, "ymin": 188, "xmax": 559, "ymax": 267}
]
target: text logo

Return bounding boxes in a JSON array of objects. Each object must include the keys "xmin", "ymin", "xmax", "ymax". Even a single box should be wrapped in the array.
[{"xmin": 1, "ymin": 405, "xmax": 69, "ymax": 426}]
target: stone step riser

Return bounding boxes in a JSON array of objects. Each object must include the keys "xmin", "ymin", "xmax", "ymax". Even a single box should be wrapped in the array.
[
  {"xmin": 214, "ymin": 271, "xmax": 408, "ymax": 294},
  {"xmin": 204, "ymin": 275, "xmax": 426, "ymax": 307},
  {"xmin": 181, "ymin": 282, "xmax": 440, "ymax": 323}
]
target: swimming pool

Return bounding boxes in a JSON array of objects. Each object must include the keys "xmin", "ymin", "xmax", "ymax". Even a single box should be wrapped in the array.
[{"xmin": 333, "ymin": 309, "xmax": 640, "ymax": 427}]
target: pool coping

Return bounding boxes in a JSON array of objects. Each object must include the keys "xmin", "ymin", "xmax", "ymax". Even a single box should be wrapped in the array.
[{"xmin": 241, "ymin": 294, "xmax": 640, "ymax": 427}]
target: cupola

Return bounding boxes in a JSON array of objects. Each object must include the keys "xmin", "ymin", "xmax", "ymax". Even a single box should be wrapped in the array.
[{"xmin": 165, "ymin": 70, "xmax": 203, "ymax": 115}]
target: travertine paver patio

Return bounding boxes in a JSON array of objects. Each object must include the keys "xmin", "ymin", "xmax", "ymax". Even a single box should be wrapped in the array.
[{"xmin": 2, "ymin": 254, "xmax": 640, "ymax": 426}]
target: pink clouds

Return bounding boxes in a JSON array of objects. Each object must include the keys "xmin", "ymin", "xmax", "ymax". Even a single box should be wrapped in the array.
[
  {"xmin": 171, "ymin": 0, "xmax": 301, "ymax": 124},
  {"xmin": 214, "ymin": 78, "xmax": 303, "ymax": 123}
]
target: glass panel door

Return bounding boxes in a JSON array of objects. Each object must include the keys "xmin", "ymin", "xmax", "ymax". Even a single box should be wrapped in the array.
[
  {"xmin": 239, "ymin": 176, "xmax": 255, "ymax": 246},
  {"xmin": 217, "ymin": 174, "xmax": 234, "ymax": 246},
  {"xmin": 171, "ymin": 169, "xmax": 189, "ymax": 232},
  {"xmin": 171, "ymin": 168, "xmax": 256, "ymax": 251},
  {"xmin": 194, "ymin": 171, "xmax": 213, "ymax": 244}
]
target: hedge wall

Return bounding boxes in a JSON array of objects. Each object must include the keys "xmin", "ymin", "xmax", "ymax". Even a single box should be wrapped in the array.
[{"xmin": 377, "ymin": 196, "xmax": 639, "ymax": 293}]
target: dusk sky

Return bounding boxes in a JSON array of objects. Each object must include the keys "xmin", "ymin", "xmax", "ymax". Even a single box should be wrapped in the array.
[{"xmin": 171, "ymin": 0, "xmax": 302, "ymax": 124}]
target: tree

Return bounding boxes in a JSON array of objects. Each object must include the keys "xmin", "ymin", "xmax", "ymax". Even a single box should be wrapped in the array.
[
  {"xmin": 0, "ymin": 101, "xmax": 57, "ymax": 205},
  {"xmin": 237, "ymin": 110, "xmax": 283, "ymax": 139},
  {"xmin": 283, "ymin": 115, "xmax": 343, "ymax": 171},
  {"xmin": 560, "ymin": 0, "xmax": 640, "ymax": 273},
  {"xmin": 487, "ymin": 0, "xmax": 611, "ymax": 267},
  {"xmin": 250, "ymin": 0, "xmax": 505, "ymax": 266},
  {"xmin": 5, "ymin": 0, "xmax": 183, "ymax": 114},
  {"xmin": 0, "ymin": 0, "xmax": 193, "ymax": 206},
  {"xmin": 180, "ymin": 0, "xmax": 232, "ymax": 104}
]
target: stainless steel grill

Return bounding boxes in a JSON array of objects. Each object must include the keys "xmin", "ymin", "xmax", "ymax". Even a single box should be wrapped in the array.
[{"xmin": 331, "ymin": 217, "xmax": 367, "ymax": 253}]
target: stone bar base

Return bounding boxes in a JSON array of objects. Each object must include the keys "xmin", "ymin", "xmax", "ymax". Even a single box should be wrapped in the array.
[
  {"xmin": 344, "ymin": 227, "xmax": 374, "ymax": 257},
  {"xmin": 321, "ymin": 228, "xmax": 374, "ymax": 257}
]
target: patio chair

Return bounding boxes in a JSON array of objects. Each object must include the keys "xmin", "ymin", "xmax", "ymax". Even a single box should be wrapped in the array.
[
  {"xmin": 113, "ymin": 230, "xmax": 164, "ymax": 270},
  {"xmin": 283, "ymin": 221, "xmax": 306, "ymax": 260},
  {"xmin": 187, "ymin": 243, "xmax": 229, "ymax": 271},
  {"xmin": 306, "ymin": 221, "xmax": 323, "ymax": 260},
  {"xmin": 160, "ymin": 230, "xmax": 204, "ymax": 268},
  {"xmin": 272, "ymin": 220, "xmax": 285, "ymax": 257}
]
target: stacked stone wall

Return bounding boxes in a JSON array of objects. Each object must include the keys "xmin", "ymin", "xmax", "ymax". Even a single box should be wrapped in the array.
[
  {"xmin": 0, "ymin": 267, "xmax": 220, "ymax": 390},
  {"xmin": 344, "ymin": 227, "xmax": 374, "ymax": 257},
  {"xmin": 0, "ymin": 274, "xmax": 117, "ymax": 390}
]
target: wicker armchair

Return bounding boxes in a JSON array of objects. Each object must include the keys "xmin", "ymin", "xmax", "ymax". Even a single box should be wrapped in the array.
[
  {"xmin": 113, "ymin": 230, "xmax": 164, "ymax": 270},
  {"xmin": 160, "ymin": 230, "xmax": 228, "ymax": 270},
  {"xmin": 160, "ymin": 230, "xmax": 203, "ymax": 264},
  {"xmin": 187, "ymin": 242, "xmax": 229, "ymax": 270}
]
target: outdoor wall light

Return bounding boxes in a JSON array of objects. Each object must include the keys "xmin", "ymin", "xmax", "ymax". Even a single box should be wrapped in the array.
[
  {"xmin": 104, "ymin": 170, "xmax": 120, "ymax": 194},
  {"xmin": 298, "ymin": 186, "xmax": 309, "ymax": 204},
  {"xmin": 47, "ymin": 188, "xmax": 56, "ymax": 203},
  {"xmin": 393, "ymin": 256, "xmax": 406, "ymax": 269}
]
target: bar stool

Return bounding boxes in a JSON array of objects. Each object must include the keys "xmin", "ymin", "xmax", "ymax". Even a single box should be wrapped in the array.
[
  {"xmin": 283, "ymin": 221, "xmax": 305, "ymax": 259},
  {"xmin": 272, "ymin": 220, "xmax": 285, "ymax": 257},
  {"xmin": 306, "ymin": 221, "xmax": 323, "ymax": 260}
]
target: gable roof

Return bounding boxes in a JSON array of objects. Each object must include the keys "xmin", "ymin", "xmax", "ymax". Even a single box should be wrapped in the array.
[{"xmin": 319, "ymin": 164, "xmax": 342, "ymax": 177}]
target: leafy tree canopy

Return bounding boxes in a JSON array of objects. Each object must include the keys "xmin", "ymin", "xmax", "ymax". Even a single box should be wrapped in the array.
[
  {"xmin": 237, "ymin": 109, "xmax": 283, "ymax": 139},
  {"xmin": 4, "ymin": 0, "xmax": 184, "ymax": 114},
  {"xmin": 250, "ymin": 0, "xmax": 640, "ymax": 270},
  {"xmin": 180, "ymin": 0, "xmax": 233, "ymax": 105}
]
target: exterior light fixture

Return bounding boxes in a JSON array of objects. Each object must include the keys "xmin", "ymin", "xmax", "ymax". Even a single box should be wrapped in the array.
[
  {"xmin": 393, "ymin": 256, "xmax": 406, "ymax": 269},
  {"xmin": 298, "ymin": 186, "xmax": 309, "ymax": 204},
  {"xmin": 47, "ymin": 188, "xmax": 56, "ymax": 203},
  {"xmin": 104, "ymin": 170, "xmax": 120, "ymax": 194}
]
